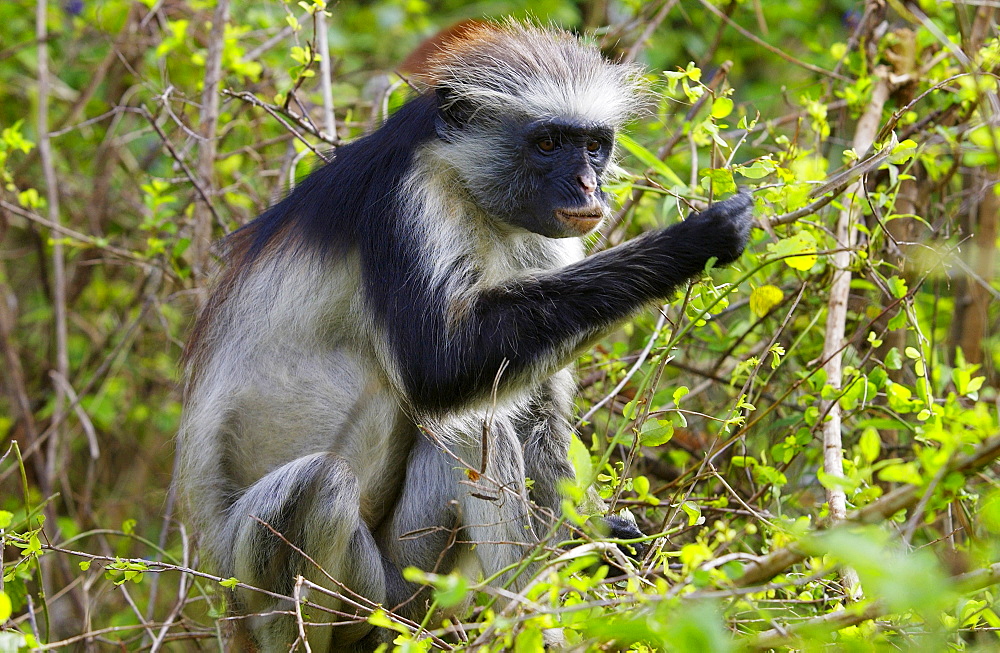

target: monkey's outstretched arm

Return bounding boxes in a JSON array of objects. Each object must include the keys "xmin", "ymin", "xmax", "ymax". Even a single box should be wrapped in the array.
[{"xmin": 380, "ymin": 192, "xmax": 753, "ymax": 412}]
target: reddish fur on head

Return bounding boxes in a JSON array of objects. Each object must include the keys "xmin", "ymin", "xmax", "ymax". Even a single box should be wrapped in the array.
[{"xmin": 398, "ymin": 19, "xmax": 488, "ymax": 75}]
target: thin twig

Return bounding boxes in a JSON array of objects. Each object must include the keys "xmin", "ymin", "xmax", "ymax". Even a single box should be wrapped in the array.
[
  {"xmin": 696, "ymin": 0, "xmax": 850, "ymax": 81},
  {"xmin": 622, "ymin": 0, "xmax": 679, "ymax": 63},
  {"xmin": 139, "ymin": 109, "xmax": 222, "ymax": 238},
  {"xmin": 576, "ymin": 308, "xmax": 667, "ymax": 428},
  {"xmin": 293, "ymin": 575, "xmax": 313, "ymax": 653},
  {"xmin": 37, "ymin": 0, "xmax": 67, "ymax": 510},
  {"xmin": 223, "ymin": 89, "xmax": 334, "ymax": 159},
  {"xmin": 47, "ymin": 372, "xmax": 99, "ymax": 460},
  {"xmin": 0, "ymin": 200, "xmax": 147, "ymax": 264}
]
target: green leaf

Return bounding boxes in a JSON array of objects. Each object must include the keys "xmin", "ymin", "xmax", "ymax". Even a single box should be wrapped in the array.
[
  {"xmin": 567, "ymin": 434, "xmax": 593, "ymax": 487},
  {"xmin": 889, "ymin": 138, "xmax": 918, "ymax": 164},
  {"xmin": 817, "ymin": 468, "xmax": 859, "ymax": 492},
  {"xmin": 736, "ymin": 158, "xmax": 775, "ymax": 179},
  {"xmin": 771, "ymin": 231, "xmax": 818, "ymax": 271},
  {"xmin": 368, "ymin": 608, "xmax": 411, "ymax": 635},
  {"xmin": 887, "ymin": 275, "xmax": 908, "ymax": 299},
  {"xmin": 616, "ymin": 134, "xmax": 685, "ymax": 187},
  {"xmin": 639, "ymin": 419, "xmax": 674, "ymax": 446},
  {"xmin": 878, "ymin": 461, "xmax": 923, "ymax": 485},
  {"xmin": 514, "ymin": 628, "xmax": 545, "ymax": 653},
  {"xmin": 22, "ymin": 534, "xmax": 42, "ymax": 557},
  {"xmin": 885, "ymin": 381, "xmax": 915, "ymax": 413},
  {"xmin": 633, "ymin": 475, "xmax": 650, "ymax": 497},
  {"xmin": 220, "ymin": 577, "xmax": 239, "ymax": 588},
  {"xmin": 711, "ymin": 97, "xmax": 734, "ymax": 119},
  {"xmin": 859, "ymin": 427, "xmax": 881, "ymax": 463},
  {"xmin": 701, "ymin": 168, "xmax": 737, "ymax": 196},
  {"xmin": 431, "ymin": 572, "xmax": 469, "ymax": 608},
  {"xmin": 680, "ymin": 501, "xmax": 705, "ymax": 526}
]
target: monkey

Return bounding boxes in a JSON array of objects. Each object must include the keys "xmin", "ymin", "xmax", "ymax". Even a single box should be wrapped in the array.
[{"xmin": 175, "ymin": 21, "xmax": 753, "ymax": 652}]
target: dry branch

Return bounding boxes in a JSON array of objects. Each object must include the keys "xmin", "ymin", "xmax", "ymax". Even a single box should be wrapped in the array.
[
  {"xmin": 818, "ymin": 65, "xmax": 892, "ymax": 600},
  {"xmin": 191, "ymin": 0, "xmax": 230, "ymax": 283},
  {"xmin": 36, "ymin": 0, "xmax": 66, "ymax": 505},
  {"xmin": 315, "ymin": 7, "xmax": 337, "ymax": 142}
]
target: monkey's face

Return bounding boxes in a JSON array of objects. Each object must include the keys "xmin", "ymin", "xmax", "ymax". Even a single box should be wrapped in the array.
[
  {"xmin": 442, "ymin": 116, "xmax": 616, "ymax": 239},
  {"xmin": 502, "ymin": 118, "xmax": 615, "ymax": 239}
]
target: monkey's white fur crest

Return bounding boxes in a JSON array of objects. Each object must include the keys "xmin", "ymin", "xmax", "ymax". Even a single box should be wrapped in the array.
[{"xmin": 428, "ymin": 20, "xmax": 645, "ymax": 126}]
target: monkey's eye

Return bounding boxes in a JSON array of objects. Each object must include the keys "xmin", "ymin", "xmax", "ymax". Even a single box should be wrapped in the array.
[
  {"xmin": 586, "ymin": 140, "xmax": 602, "ymax": 153},
  {"xmin": 537, "ymin": 138, "xmax": 557, "ymax": 153}
]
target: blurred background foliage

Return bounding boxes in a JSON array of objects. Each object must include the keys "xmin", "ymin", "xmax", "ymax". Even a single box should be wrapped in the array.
[{"xmin": 2, "ymin": 0, "xmax": 1000, "ymax": 650}]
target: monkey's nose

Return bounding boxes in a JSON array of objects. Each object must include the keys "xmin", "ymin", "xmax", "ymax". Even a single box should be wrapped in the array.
[{"xmin": 578, "ymin": 170, "xmax": 598, "ymax": 194}]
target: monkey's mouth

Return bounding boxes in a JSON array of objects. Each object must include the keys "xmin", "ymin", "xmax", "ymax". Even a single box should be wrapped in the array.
[{"xmin": 554, "ymin": 208, "xmax": 605, "ymax": 233}]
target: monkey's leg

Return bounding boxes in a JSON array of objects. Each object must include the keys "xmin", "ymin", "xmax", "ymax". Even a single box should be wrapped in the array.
[
  {"xmin": 516, "ymin": 374, "xmax": 577, "ymax": 535},
  {"xmin": 519, "ymin": 375, "xmax": 646, "ymax": 564},
  {"xmin": 378, "ymin": 435, "xmax": 463, "ymax": 616},
  {"xmin": 455, "ymin": 421, "xmax": 539, "ymax": 590},
  {"xmin": 383, "ymin": 426, "xmax": 535, "ymax": 600},
  {"xmin": 226, "ymin": 452, "xmax": 387, "ymax": 652}
]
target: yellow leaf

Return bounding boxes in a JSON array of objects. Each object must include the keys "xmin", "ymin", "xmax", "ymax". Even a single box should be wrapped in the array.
[
  {"xmin": 750, "ymin": 285, "xmax": 784, "ymax": 317},
  {"xmin": 0, "ymin": 591, "xmax": 11, "ymax": 621},
  {"xmin": 775, "ymin": 231, "xmax": 818, "ymax": 271}
]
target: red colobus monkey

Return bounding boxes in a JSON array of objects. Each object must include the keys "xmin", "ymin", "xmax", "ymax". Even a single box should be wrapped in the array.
[{"xmin": 177, "ymin": 21, "xmax": 753, "ymax": 651}]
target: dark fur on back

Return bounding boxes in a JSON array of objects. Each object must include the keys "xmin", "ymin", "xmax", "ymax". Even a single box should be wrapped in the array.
[{"xmin": 183, "ymin": 93, "xmax": 439, "ymax": 385}]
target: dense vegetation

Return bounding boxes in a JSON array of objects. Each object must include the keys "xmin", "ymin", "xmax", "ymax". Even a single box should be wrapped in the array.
[{"xmin": 2, "ymin": 0, "xmax": 1000, "ymax": 650}]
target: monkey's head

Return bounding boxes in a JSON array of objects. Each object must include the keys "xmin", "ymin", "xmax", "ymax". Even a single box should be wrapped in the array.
[{"xmin": 424, "ymin": 22, "xmax": 645, "ymax": 238}]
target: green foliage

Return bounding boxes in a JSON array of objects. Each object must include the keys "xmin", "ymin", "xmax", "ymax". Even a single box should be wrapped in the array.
[{"xmin": 2, "ymin": 0, "xmax": 1000, "ymax": 650}]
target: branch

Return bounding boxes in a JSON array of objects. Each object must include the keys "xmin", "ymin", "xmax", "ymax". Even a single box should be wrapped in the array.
[
  {"xmin": 622, "ymin": 0, "xmax": 679, "ymax": 64},
  {"xmin": 696, "ymin": 0, "xmax": 850, "ymax": 81},
  {"xmin": 733, "ymin": 433, "xmax": 1000, "ymax": 588},
  {"xmin": 315, "ymin": 7, "xmax": 337, "ymax": 142},
  {"xmin": 37, "ymin": 0, "xmax": 68, "ymax": 514},
  {"xmin": 191, "ymin": 0, "xmax": 230, "ymax": 283},
  {"xmin": 1, "ymin": 199, "xmax": 150, "ymax": 264},
  {"xmin": 768, "ymin": 144, "xmax": 894, "ymax": 227},
  {"xmin": 818, "ymin": 63, "xmax": 892, "ymax": 600},
  {"xmin": 747, "ymin": 562, "xmax": 1000, "ymax": 650},
  {"xmin": 222, "ymin": 89, "xmax": 334, "ymax": 160}
]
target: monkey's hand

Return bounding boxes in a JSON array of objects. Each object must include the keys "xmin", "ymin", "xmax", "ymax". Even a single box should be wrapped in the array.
[
  {"xmin": 600, "ymin": 511, "xmax": 648, "ymax": 560},
  {"xmin": 680, "ymin": 189, "xmax": 755, "ymax": 267}
]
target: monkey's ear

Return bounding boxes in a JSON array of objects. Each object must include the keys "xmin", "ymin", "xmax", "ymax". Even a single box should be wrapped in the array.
[{"xmin": 435, "ymin": 86, "xmax": 474, "ymax": 140}]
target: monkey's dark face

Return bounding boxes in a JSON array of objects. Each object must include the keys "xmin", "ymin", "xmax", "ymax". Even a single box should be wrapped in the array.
[{"xmin": 470, "ymin": 118, "xmax": 614, "ymax": 239}]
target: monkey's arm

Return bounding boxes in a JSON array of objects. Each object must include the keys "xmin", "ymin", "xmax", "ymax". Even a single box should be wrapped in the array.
[{"xmin": 383, "ymin": 192, "xmax": 753, "ymax": 412}]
